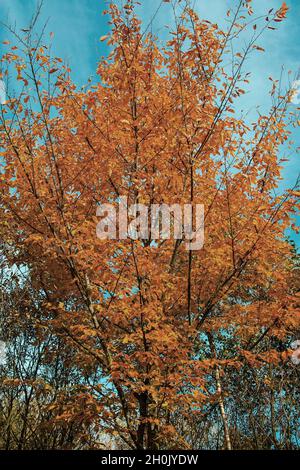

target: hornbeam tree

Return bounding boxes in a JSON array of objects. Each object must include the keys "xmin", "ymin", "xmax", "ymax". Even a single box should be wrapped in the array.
[{"xmin": 0, "ymin": 0, "xmax": 299, "ymax": 449}]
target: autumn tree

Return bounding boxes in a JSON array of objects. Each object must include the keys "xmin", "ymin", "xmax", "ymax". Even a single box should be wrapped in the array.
[{"xmin": 0, "ymin": 0, "xmax": 299, "ymax": 449}]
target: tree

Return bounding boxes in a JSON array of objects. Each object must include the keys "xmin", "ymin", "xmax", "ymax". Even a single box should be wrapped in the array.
[{"xmin": 0, "ymin": 0, "xmax": 299, "ymax": 449}]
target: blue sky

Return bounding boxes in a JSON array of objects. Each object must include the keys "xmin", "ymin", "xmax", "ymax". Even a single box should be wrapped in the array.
[{"xmin": 0, "ymin": 0, "xmax": 299, "ymax": 244}]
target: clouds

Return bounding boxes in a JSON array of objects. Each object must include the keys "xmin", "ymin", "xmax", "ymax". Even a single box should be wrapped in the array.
[
  {"xmin": 0, "ymin": 0, "xmax": 298, "ymax": 243},
  {"xmin": 0, "ymin": 340, "xmax": 7, "ymax": 366}
]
